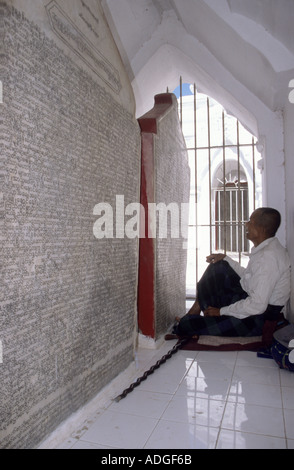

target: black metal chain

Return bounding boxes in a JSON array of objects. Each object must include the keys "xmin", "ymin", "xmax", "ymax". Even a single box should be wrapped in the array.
[{"xmin": 114, "ymin": 337, "xmax": 188, "ymax": 402}]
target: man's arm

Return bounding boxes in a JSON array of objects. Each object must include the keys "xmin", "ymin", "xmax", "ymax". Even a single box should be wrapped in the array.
[
  {"xmin": 206, "ymin": 253, "xmax": 246, "ymax": 278},
  {"xmin": 220, "ymin": 257, "xmax": 278, "ymax": 319}
]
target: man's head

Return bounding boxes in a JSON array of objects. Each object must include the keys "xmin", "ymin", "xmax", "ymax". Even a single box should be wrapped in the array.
[{"xmin": 246, "ymin": 207, "xmax": 281, "ymax": 246}]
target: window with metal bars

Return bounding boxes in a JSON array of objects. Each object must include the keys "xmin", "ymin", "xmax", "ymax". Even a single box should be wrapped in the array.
[{"xmin": 172, "ymin": 80, "xmax": 262, "ymax": 302}]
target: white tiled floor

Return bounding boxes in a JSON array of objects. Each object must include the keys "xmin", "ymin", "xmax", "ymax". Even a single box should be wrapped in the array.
[{"xmin": 44, "ymin": 339, "xmax": 294, "ymax": 449}]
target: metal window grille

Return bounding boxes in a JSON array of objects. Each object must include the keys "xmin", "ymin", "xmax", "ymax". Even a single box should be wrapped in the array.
[{"xmin": 172, "ymin": 78, "xmax": 262, "ymax": 300}]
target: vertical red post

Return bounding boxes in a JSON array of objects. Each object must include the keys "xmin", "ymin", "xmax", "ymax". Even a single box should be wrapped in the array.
[{"xmin": 137, "ymin": 94, "xmax": 176, "ymax": 338}]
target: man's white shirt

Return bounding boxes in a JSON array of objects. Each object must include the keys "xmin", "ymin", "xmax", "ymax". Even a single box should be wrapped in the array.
[{"xmin": 220, "ymin": 237, "xmax": 291, "ymax": 319}]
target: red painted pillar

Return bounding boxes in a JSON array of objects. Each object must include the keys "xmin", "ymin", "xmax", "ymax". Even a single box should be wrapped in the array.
[
  {"xmin": 137, "ymin": 132, "xmax": 155, "ymax": 337},
  {"xmin": 137, "ymin": 93, "xmax": 177, "ymax": 338}
]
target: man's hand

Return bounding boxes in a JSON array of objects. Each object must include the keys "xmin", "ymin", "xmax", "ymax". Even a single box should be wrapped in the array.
[
  {"xmin": 206, "ymin": 253, "xmax": 226, "ymax": 264},
  {"xmin": 204, "ymin": 307, "xmax": 220, "ymax": 317}
]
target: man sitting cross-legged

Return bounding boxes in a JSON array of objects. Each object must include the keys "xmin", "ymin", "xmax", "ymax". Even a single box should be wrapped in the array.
[{"xmin": 175, "ymin": 207, "xmax": 291, "ymax": 338}]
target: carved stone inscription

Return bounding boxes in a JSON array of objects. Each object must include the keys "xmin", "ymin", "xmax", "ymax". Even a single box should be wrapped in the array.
[
  {"xmin": 46, "ymin": 0, "xmax": 121, "ymax": 93},
  {"xmin": 79, "ymin": 0, "xmax": 100, "ymax": 39},
  {"xmin": 1, "ymin": 4, "xmax": 139, "ymax": 448}
]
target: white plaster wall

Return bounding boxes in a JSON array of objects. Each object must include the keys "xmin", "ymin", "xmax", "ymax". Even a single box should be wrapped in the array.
[
  {"xmin": 284, "ymin": 99, "xmax": 294, "ymax": 321},
  {"xmin": 131, "ymin": 43, "xmax": 287, "ymax": 246},
  {"xmin": 101, "ymin": 0, "xmax": 293, "ymax": 250}
]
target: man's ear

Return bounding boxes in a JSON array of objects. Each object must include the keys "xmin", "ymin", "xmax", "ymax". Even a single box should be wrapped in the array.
[{"xmin": 260, "ymin": 226, "xmax": 269, "ymax": 239}]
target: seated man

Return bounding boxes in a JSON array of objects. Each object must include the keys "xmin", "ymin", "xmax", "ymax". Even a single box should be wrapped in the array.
[{"xmin": 175, "ymin": 207, "xmax": 291, "ymax": 338}]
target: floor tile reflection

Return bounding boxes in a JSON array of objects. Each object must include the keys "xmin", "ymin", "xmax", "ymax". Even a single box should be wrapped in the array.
[{"xmin": 45, "ymin": 340, "xmax": 294, "ymax": 450}]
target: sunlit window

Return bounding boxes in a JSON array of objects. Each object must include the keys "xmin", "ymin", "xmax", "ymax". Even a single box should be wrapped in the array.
[{"xmin": 173, "ymin": 81, "xmax": 262, "ymax": 304}]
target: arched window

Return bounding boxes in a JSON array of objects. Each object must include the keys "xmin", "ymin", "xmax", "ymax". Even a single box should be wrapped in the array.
[
  {"xmin": 213, "ymin": 164, "xmax": 249, "ymax": 253},
  {"xmin": 173, "ymin": 80, "xmax": 262, "ymax": 302}
]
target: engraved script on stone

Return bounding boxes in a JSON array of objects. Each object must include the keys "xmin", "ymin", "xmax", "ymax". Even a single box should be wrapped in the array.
[
  {"xmin": 79, "ymin": 0, "xmax": 100, "ymax": 39},
  {"xmin": 45, "ymin": 0, "xmax": 121, "ymax": 94}
]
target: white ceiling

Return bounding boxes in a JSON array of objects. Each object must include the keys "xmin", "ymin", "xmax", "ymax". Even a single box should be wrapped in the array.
[{"xmin": 101, "ymin": 0, "xmax": 294, "ymax": 122}]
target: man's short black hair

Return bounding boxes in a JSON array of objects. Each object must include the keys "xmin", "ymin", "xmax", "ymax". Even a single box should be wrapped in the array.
[{"xmin": 255, "ymin": 207, "xmax": 281, "ymax": 237}]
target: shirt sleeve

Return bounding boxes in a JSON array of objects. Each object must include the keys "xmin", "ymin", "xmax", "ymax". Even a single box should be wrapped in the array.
[
  {"xmin": 223, "ymin": 255, "xmax": 246, "ymax": 278},
  {"xmin": 220, "ymin": 253, "xmax": 279, "ymax": 319}
]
